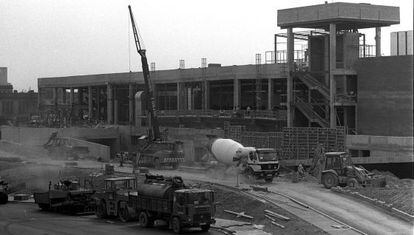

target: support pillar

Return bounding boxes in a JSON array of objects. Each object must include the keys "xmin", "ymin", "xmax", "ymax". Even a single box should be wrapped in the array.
[
  {"xmin": 375, "ymin": 27, "xmax": 381, "ymax": 57},
  {"xmin": 286, "ymin": 27, "xmax": 294, "ymax": 127},
  {"xmin": 129, "ymin": 84, "xmax": 134, "ymax": 125},
  {"xmin": 107, "ymin": 83, "xmax": 113, "ymax": 124},
  {"xmin": 274, "ymin": 34, "xmax": 277, "ymax": 63},
  {"xmin": 96, "ymin": 87, "xmax": 100, "ymax": 120},
  {"xmin": 113, "ymin": 86, "xmax": 118, "ymax": 125},
  {"xmin": 53, "ymin": 87, "xmax": 58, "ymax": 106},
  {"xmin": 233, "ymin": 78, "xmax": 240, "ymax": 109},
  {"xmin": 69, "ymin": 88, "xmax": 74, "ymax": 105},
  {"xmin": 88, "ymin": 86, "xmax": 92, "ymax": 120},
  {"xmin": 203, "ymin": 80, "xmax": 209, "ymax": 110},
  {"xmin": 267, "ymin": 78, "xmax": 274, "ymax": 110},
  {"xmin": 329, "ymin": 23, "xmax": 337, "ymax": 128}
]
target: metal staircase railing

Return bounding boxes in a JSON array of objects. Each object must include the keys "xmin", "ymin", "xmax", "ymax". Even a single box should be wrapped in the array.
[
  {"xmin": 295, "ymin": 96, "xmax": 329, "ymax": 127},
  {"xmin": 294, "ymin": 72, "xmax": 329, "ymax": 99}
]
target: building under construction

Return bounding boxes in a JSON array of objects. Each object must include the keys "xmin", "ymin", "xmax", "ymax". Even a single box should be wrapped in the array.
[{"xmin": 36, "ymin": 2, "xmax": 413, "ymax": 174}]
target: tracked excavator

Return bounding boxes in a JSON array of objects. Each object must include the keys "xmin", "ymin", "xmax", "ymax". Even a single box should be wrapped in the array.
[{"xmin": 128, "ymin": 6, "xmax": 184, "ymax": 170}]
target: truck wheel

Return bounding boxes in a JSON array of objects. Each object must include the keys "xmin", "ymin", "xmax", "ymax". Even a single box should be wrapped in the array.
[
  {"xmin": 139, "ymin": 211, "xmax": 153, "ymax": 227},
  {"xmin": 172, "ymin": 217, "xmax": 182, "ymax": 234},
  {"xmin": 0, "ymin": 193, "xmax": 8, "ymax": 204},
  {"xmin": 118, "ymin": 202, "xmax": 131, "ymax": 222},
  {"xmin": 322, "ymin": 173, "xmax": 338, "ymax": 189},
  {"xmin": 154, "ymin": 158, "xmax": 161, "ymax": 169},
  {"xmin": 200, "ymin": 224, "xmax": 210, "ymax": 232},
  {"xmin": 347, "ymin": 178, "xmax": 360, "ymax": 188},
  {"xmin": 96, "ymin": 200, "xmax": 108, "ymax": 219}
]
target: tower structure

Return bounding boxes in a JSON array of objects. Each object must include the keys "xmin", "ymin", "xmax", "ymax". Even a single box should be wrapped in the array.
[{"xmin": 277, "ymin": 2, "xmax": 399, "ymax": 129}]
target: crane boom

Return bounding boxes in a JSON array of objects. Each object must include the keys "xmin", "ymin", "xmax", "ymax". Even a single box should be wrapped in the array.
[{"xmin": 128, "ymin": 5, "xmax": 161, "ymax": 141}]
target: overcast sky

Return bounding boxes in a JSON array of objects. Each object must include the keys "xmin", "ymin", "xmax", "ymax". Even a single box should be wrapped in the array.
[{"xmin": 0, "ymin": 0, "xmax": 412, "ymax": 91}]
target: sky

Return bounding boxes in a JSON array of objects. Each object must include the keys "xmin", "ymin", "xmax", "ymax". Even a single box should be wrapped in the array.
[{"xmin": 0, "ymin": 0, "xmax": 412, "ymax": 91}]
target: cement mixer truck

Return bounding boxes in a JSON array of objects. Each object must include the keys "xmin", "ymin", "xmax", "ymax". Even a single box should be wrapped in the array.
[{"xmin": 208, "ymin": 137, "xmax": 279, "ymax": 182}]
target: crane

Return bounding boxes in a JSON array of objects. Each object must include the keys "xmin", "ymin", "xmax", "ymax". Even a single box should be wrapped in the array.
[
  {"xmin": 128, "ymin": 5, "xmax": 160, "ymax": 141},
  {"xmin": 128, "ymin": 5, "xmax": 184, "ymax": 170}
]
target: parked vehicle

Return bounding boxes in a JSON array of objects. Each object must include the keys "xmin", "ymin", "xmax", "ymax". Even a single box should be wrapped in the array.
[
  {"xmin": 34, "ymin": 178, "xmax": 96, "ymax": 214},
  {"xmin": 94, "ymin": 174, "xmax": 216, "ymax": 233}
]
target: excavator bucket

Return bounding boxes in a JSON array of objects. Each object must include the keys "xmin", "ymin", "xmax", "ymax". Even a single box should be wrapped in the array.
[{"xmin": 367, "ymin": 175, "xmax": 387, "ymax": 187}]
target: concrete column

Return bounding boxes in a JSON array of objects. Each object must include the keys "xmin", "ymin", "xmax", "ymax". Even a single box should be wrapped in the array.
[
  {"xmin": 96, "ymin": 87, "xmax": 100, "ymax": 120},
  {"xmin": 267, "ymin": 78, "xmax": 274, "ymax": 110},
  {"xmin": 203, "ymin": 80, "xmax": 209, "ymax": 110},
  {"xmin": 113, "ymin": 86, "xmax": 118, "ymax": 125},
  {"xmin": 69, "ymin": 88, "xmax": 74, "ymax": 105},
  {"xmin": 88, "ymin": 86, "xmax": 92, "ymax": 120},
  {"xmin": 37, "ymin": 88, "xmax": 41, "ymax": 111},
  {"xmin": 62, "ymin": 88, "xmax": 66, "ymax": 104},
  {"xmin": 129, "ymin": 84, "xmax": 134, "ymax": 125},
  {"xmin": 375, "ymin": 27, "xmax": 381, "ymax": 57},
  {"xmin": 53, "ymin": 87, "xmax": 58, "ymax": 106},
  {"xmin": 329, "ymin": 23, "xmax": 337, "ymax": 128},
  {"xmin": 287, "ymin": 27, "xmax": 294, "ymax": 127},
  {"xmin": 177, "ymin": 82, "xmax": 183, "ymax": 110},
  {"xmin": 107, "ymin": 83, "xmax": 113, "ymax": 124},
  {"xmin": 233, "ymin": 78, "xmax": 240, "ymax": 109},
  {"xmin": 274, "ymin": 34, "xmax": 277, "ymax": 63}
]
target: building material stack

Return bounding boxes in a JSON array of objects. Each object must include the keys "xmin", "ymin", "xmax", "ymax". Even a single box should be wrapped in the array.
[{"xmin": 281, "ymin": 127, "xmax": 345, "ymax": 160}]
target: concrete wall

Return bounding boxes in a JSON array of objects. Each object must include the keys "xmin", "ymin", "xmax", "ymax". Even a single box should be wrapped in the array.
[
  {"xmin": 346, "ymin": 135, "xmax": 413, "ymax": 164},
  {"xmin": 0, "ymin": 126, "xmax": 119, "ymax": 146},
  {"xmin": 355, "ymin": 55, "xmax": 413, "ymax": 136},
  {"xmin": 64, "ymin": 137, "xmax": 110, "ymax": 161}
]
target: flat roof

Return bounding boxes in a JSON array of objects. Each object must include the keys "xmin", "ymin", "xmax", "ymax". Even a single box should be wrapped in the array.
[{"xmin": 277, "ymin": 2, "xmax": 399, "ymax": 30}]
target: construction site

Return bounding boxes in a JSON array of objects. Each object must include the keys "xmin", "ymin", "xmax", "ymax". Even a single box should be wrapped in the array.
[{"xmin": 0, "ymin": 1, "xmax": 413, "ymax": 235}]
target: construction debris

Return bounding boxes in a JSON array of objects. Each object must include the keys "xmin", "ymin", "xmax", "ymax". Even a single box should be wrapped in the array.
[
  {"xmin": 224, "ymin": 210, "xmax": 254, "ymax": 219},
  {"xmin": 264, "ymin": 209, "xmax": 290, "ymax": 221},
  {"xmin": 265, "ymin": 215, "xmax": 285, "ymax": 229}
]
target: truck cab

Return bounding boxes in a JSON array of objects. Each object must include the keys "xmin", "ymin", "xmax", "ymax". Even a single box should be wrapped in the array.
[
  {"xmin": 171, "ymin": 188, "xmax": 216, "ymax": 233},
  {"xmin": 241, "ymin": 148, "xmax": 280, "ymax": 182},
  {"xmin": 95, "ymin": 177, "xmax": 138, "ymax": 221}
]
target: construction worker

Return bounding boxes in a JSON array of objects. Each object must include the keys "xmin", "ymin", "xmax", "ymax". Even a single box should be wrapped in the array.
[{"xmin": 297, "ymin": 164, "xmax": 305, "ymax": 179}]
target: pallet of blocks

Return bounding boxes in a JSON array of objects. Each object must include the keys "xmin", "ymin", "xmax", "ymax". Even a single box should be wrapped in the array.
[{"xmin": 281, "ymin": 127, "xmax": 345, "ymax": 160}]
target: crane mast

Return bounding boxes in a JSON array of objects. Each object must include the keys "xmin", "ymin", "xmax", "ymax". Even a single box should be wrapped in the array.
[{"xmin": 128, "ymin": 5, "xmax": 161, "ymax": 141}]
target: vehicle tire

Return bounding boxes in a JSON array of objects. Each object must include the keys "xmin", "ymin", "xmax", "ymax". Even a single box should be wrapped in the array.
[
  {"xmin": 171, "ymin": 217, "xmax": 182, "ymax": 234},
  {"xmin": 322, "ymin": 173, "xmax": 338, "ymax": 189},
  {"xmin": 95, "ymin": 200, "xmax": 108, "ymax": 219},
  {"xmin": 347, "ymin": 178, "xmax": 360, "ymax": 188},
  {"xmin": 139, "ymin": 211, "xmax": 153, "ymax": 227},
  {"xmin": 154, "ymin": 158, "xmax": 161, "ymax": 170},
  {"xmin": 200, "ymin": 224, "xmax": 210, "ymax": 232},
  {"xmin": 118, "ymin": 202, "xmax": 131, "ymax": 222},
  {"xmin": 0, "ymin": 193, "xmax": 8, "ymax": 204}
]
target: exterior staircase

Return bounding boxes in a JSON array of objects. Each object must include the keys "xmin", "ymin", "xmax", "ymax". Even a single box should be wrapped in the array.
[
  {"xmin": 295, "ymin": 97, "xmax": 329, "ymax": 127},
  {"xmin": 294, "ymin": 71, "xmax": 329, "ymax": 99}
]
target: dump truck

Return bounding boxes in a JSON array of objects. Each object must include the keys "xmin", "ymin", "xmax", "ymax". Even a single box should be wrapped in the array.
[
  {"xmin": 34, "ymin": 178, "xmax": 96, "ymax": 214},
  {"xmin": 208, "ymin": 137, "xmax": 280, "ymax": 182},
  {"xmin": 0, "ymin": 178, "xmax": 8, "ymax": 204},
  {"xmin": 94, "ymin": 174, "xmax": 216, "ymax": 233},
  {"xmin": 321, "ymin": 152, "xmax": 386, "ymax": 189}
]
